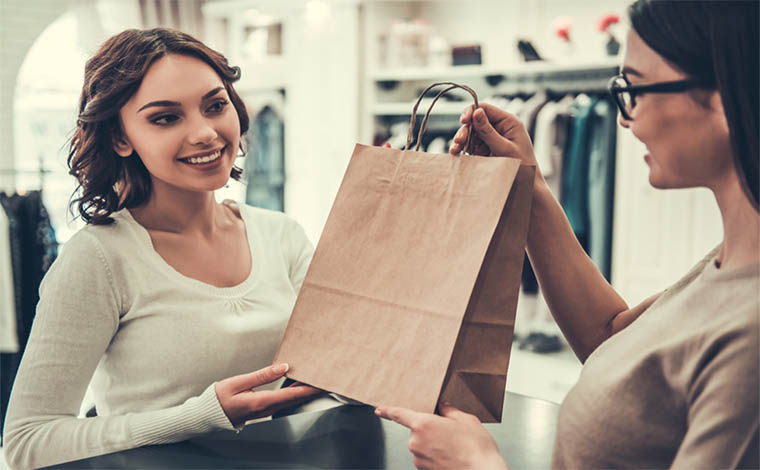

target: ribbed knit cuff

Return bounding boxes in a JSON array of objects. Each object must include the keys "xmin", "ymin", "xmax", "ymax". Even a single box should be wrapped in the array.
[{"xmin": 130, "ymin": 383, "xmax": 235, "ymax": 447}]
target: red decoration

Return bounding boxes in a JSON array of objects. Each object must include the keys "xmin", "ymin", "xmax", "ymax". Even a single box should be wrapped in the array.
[
  {"xmin": 552, "ymin": 16, "xmax": 573, "ymax": 42},
  {"xmin": 597, "ymin": 13, "xmax": 620, "ymax": 33}
]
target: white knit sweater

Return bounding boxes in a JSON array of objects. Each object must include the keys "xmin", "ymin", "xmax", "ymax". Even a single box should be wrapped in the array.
[{"xmin": 3, "ymin": 201, "xmax": 313, "ymax": 469}]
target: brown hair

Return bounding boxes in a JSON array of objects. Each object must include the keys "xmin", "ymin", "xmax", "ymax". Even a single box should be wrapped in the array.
[{"xmin": 68, "ymin": 27, "xmax": 250, "ymax": 225}]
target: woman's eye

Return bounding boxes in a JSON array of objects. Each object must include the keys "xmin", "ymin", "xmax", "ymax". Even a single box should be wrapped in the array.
[
  {"xmin": 151, "ymin": 114, "xmax": 179, "ymax": 126},
  {"xmin": 207, "ymin": 99, "xmax": 229, "ymax": 113}
]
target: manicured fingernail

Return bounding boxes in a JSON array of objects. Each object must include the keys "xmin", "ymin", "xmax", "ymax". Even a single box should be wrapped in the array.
[
  {"xmin": 475, "ymin": 110, "xmax": 485, "ymax": 123},
  {"xmin": 272, "ymin": 363, "xmax": 289, "ymax": 374}
]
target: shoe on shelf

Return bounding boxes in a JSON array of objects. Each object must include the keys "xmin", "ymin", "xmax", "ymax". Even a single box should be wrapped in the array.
[{"xmin": 519, "ymin": 332, "xmax": 563, "ymax": 354}]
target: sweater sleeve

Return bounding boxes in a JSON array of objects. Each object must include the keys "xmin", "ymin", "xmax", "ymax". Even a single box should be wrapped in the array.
[
  {"xmin": 2, "ymin": 231, "xmax": 235, "ymax": 470},
  {"xmin": 671, "ymin": 313, "xmax": 760, "ymax": 469}
]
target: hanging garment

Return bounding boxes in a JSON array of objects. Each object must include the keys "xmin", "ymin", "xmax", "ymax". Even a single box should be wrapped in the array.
[
  {"xmin": 587, "ymin": 98, "xmax": 617, "ymax": 281},
  {"xmin": 245, "ymin": 106, "xmax": 285, "ymax": 211},
  {"xmin": 0, "ymin": 203, "xmax": 17, "ymax": 353},
  {"xmin": 0, "ymin": 191, "xmax": 57, "ymax": 441},
  {"xmin": 520, "ymin": 95, "xmax": 575, "ymax": 341},
  {"xmin": 561, "ymin": 94, "xmax": 600, "ymax": 251},
  {"xmin": 516, "ymin": 91, "xmax": 550, "ymax": 295},
  {"xmin": 533, "ymin": 95, "xmax": 575, "ymax": 198},
  {"xmin": 1, "ymin": 193, "xmax": 24, "ymax": 443},
  {"xmin": 518, "ymin": 90, "xmax": 549, "ymax": 138},
  {"xmin": 504, "ymin": 96, "xmax": 525, "ymax": 116}
]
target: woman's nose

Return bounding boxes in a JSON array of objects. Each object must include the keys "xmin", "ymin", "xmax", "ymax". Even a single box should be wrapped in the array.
[
  {"xmin": 188, "ymin": 117, "xmax": 218, "ymax": 145},
  {"xmin": 618, "ymin": 112, "xmax": 631, "ymax": 129}
]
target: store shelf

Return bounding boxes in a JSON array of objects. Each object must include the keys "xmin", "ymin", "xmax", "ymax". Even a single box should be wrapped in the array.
[
  {"xmin": 369, "ymin": 57, "xmax": 621, "ymax": 82},
  {"xmin": 371, "ymin": 101, "xmax": 469, "ymax": 116}
]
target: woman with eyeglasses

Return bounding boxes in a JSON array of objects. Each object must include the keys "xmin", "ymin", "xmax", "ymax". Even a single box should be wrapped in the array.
[{"xmin": 375, "ymin": 1, "xmax": 758, "ymax": 468}]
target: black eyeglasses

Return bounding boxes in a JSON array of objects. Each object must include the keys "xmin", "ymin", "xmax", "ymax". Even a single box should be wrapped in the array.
[{"xmin": 607, "ymin": 74, "xmax": 714, "ymax": 120}]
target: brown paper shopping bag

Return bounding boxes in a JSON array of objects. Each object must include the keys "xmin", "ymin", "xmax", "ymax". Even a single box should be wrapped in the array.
[{"xmin": 276, "ymin": 82, "xmax": 534, "ymax": 422}]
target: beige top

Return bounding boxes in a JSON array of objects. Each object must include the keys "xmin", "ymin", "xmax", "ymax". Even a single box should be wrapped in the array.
[{"xmin": 553, "ymin": 246, "xmax": 759, "ymax": 469}]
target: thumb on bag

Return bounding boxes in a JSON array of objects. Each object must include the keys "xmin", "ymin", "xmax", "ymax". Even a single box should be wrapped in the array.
[{"xmin": 222, "ymin": 363, "xmax": 289, "ymax": 393}]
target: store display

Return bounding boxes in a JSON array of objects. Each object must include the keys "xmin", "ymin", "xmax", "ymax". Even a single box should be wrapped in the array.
[
  {"xmin": 551, "ymin": 15, "xmax": 575, "ymax": 59},
  {"xmin": 428, "ymin": 35, "xmax": 451, "ymax": 67},
  {"xmin": 517, "ymin": 39, "xmax": 543, "ymax": 62},
  {"xmin": 451, "ymin": 44, "xmax": 482, "ymax": 66},
  {"xmin": 380, "ymin": 18, "xmax": 430, "ymax": 68},
  {"xmin": 597, "ymin": 14, "xmax": 621, "ymax": 56}
]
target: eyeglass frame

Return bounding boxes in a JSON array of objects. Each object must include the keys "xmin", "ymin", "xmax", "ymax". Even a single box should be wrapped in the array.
[{"xmin": 607, "ymin": 74, "xmax": 715, "ymax": 120}]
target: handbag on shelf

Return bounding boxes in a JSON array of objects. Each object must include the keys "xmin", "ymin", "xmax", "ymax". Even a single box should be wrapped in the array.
[{"xmin": 276, "ymin": 82, "xmax": 535, "ymax": 422}]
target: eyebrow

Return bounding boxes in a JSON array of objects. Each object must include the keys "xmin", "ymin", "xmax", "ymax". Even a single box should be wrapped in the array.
[
  {"xmin": 621, "ymin": 66, "xmax": 644, "ymax": 78},
  {"xmin": 137, "ymin": 87, "xmax": 226, "ymax": 113}
]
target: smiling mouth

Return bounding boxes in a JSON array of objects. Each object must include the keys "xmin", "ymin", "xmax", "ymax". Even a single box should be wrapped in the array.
[{"xmin": 179, "ymin": 147, "xmax": 225, "ymax": 165}]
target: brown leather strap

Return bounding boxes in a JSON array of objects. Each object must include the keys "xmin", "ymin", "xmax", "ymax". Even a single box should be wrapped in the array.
[{"xmin": 404, "ymin": 82, "xmax": 479, "ymax": 154}]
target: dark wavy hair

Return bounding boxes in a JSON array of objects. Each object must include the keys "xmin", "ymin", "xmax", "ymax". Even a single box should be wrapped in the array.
[
  {"xmin": 629, "ymin": 0, "xmax": 759, "ymax": 210},
  {"xmin": 68, "ymin": 27, "xmax": 250, "ymax": 225}
]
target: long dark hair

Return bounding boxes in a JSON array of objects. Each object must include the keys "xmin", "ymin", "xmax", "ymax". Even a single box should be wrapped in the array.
[
  {"xmin": 68, "ymin": 27, "xmax": 250, "ymax": 225},
  {"xmin": 629, "ymin": 0, "xmax": 759, "ymax": 210}
]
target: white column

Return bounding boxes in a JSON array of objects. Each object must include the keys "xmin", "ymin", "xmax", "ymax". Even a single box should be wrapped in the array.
[{"xmin": 283, "ymin": 0, "xmax": 360, "ymax": 244}]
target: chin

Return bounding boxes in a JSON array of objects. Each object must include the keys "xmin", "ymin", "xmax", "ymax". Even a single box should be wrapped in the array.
[
  {"xmin": 647, "ymin": 166, "xmax": 668, "ymax": 189},
  {"xmin": 648, "ymin": 177, "xmax": 669, "ymax": 190},
  {"xmin": 648, "ymin": 172, "xmax": 693, "ymax": 191}
]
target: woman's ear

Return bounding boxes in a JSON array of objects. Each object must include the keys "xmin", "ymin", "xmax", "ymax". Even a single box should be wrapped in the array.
[{"xmin": 113, "ymin": 133, "xmax": 134, "ymax": 157}]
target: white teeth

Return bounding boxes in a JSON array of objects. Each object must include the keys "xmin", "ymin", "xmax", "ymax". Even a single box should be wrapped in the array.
[{"xmin": 185, "ymin": 150, "xmax": 221, "ymax": 165}]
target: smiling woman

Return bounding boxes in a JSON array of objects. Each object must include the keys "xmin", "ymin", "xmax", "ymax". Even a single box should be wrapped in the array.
[
  {"xmin": 69, "ymin": 28, "xmax": 250, "ymax": 226},
  {"xmin": 113, "ymin": 54, "xmax": 241, "ymax": 196},
  {"xmin": 2, "ymin": 28, "xmax": 325, "ymax": 469}
]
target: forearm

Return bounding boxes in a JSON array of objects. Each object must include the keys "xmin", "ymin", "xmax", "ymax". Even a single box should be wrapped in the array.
[
  {"xmin": 526, "ymin": 181, "xmax": 628, "ymax": 361},
  {"xmin": 3, "ymin": 382, "xmax": 233, "ymax": 469}
]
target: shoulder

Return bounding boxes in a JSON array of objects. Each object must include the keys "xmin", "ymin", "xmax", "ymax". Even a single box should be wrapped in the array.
[
  {"xmin": 56, "ymin": 211, "xmax": 144, "ymax": 281},
  {"xmin": 713, "ymin": 299, "xmax": 759, "ymax": 345},
  {"xmin": 52, "ymin": 224, "xmax": 119, "ymax": 279},
  {"xmin": 40, "ymin": 224, "xmax": 124, "ymax": 308},
  {"xmin": 232, "ymin": 202, "xmax": 308, "ymax": 240},
  {"xmin": 73, "ymin": 210, "xmax": 138, "ymax": 245},
  {"xmin": 652, "ymin": 246, "xmax": 722, "ymax": 308},
  {"xmin": 691, "ymin": 298, "xmax": 759, "ymax": 386}
]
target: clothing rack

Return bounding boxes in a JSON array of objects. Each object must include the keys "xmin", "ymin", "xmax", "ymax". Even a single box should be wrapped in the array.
[
  {"xmin": 490, "ymin": 66, "xmax": 618, "ymax": 96},
  {"xmin": 0, "ymin": 167, "xmax": 55, "ymax": 193}
]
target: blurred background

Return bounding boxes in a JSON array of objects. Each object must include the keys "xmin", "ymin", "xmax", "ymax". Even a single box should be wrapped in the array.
[{"xmin": 0, "ymin": 0, "xmax": 721, "ymax": 422}]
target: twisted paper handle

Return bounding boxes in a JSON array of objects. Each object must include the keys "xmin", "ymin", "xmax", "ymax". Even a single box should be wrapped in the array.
[{"xmin": 403, "ymin": 82, "xmax": 479, "ymax": 154}]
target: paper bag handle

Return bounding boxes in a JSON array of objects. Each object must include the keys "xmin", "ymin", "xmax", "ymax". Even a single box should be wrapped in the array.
[{"xmin": 404, "ymin": 82, "xmax": 479, "ymax": 154}]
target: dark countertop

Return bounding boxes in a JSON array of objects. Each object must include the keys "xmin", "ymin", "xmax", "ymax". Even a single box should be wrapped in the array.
[{"xmin": 50, "ymin": 392, "xmax": 559, "ymax": 469}]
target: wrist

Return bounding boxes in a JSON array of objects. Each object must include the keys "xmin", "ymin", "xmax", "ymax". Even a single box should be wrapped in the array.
[{"xmin": 470, "ymin": 453, "xmax": 508, "ymax": 470}]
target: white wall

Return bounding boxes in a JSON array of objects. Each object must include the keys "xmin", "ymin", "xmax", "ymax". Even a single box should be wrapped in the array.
[
  {"xmin": 0, "ymin": 0, "xmax": 74, "ymax": 190},
  {"xmin": 281, "ymin": 1, "xmax": 361, "ymax": 244}
]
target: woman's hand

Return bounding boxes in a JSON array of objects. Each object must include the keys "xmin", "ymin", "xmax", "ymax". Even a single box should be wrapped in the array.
[
  {"xmin": 450, "ymin": 104, "xmax": 541, "ymax": 174},
  {"xmin": 375, "ymin": 404, "xmax": 508, "ymax": 470},
  {"xmin": 215, "ymin": 363, "xmax": 325, "ymax": 427}
]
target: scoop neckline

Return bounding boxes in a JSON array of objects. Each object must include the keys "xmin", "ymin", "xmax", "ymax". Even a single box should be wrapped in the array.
[
  {"xmin": 118, "ymin": 200, "xmax": 257, "ymax": 298},
  {"xmin": 702, "ymin": 250, "xmax": 760, "ymax": 283}
]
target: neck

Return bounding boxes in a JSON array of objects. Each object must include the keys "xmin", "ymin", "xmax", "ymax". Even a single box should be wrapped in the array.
[
  {"xmin": 130, "ymin": 180, "xmax": 222, "ymax": 237},
  {"xmin": 712, "ymin": 173, "xmax": 760, "ymax": 270}
]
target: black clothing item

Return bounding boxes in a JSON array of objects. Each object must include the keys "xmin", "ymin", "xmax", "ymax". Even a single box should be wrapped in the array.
[{"xmin": 0, "ymin": 191, "xmax": 57, "ymax": 442}]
